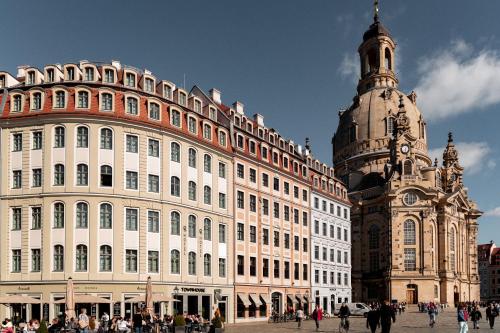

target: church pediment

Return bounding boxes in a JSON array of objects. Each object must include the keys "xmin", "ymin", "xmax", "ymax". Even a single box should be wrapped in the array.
[{"xmin": 440, "ymin": 189, "xmax": 471, "ymax": 211}]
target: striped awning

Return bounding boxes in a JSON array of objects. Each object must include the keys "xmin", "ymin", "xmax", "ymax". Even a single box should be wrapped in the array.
[
  {"xmin": 237, "ymin": 293, "xmax": 252, "ymax": 307},
  {"xmin": 287, "ymin": 294, "xmax": 298, "ymax": 304},
  {"xmin": 249, "ymin": 293, "xmax": 262, "ymax": 307},
  {"xmin": 260, "ymin": 294, "xmax": 271, "ymax": 304},
  {"xmin": 295, "ymin": 294, "xmax": 303, "ymax": 303}
]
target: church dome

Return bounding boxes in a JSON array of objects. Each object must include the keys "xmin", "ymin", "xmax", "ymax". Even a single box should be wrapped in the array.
[{"xmin": 363, "ymin": 21, "xmax": 392, "ymax": 42}]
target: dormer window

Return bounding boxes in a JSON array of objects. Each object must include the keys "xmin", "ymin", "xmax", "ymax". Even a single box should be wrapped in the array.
[
  {"xmin": 209, "ymin": 107, "xmax": 216, "ymax": 121},
  {"xmin": 249, "ymin": 141, "xmax": 256, "ymax": 154},
  {"xmin": 144, "ymin": 78, "xmax": 154, "ymax": 93},
  {"xmin": 258, "ymin": 129, "xmax": 263, "ymax": 138},
  {"xmin": 269, "ymin": 135, "xmax": 275, "ymax": 145},
  {"xmin": 66, "ymin": 67, "xmax": 75, "ymax": 81},
  {"xmin": 32, "ymin": 92, "xmax": 42, "ymax": 110},
  {"xmin": 126, "ymin": 97, "xmax": 138, "ymax": 115},
  {"xmin": 179, "ymin": 92, "xmax": 186, "ymax": 106},
  {"xmin": 234, "ymin": 116, "xmax": 240, "ymax": 127},
  {"xmin": 77, "ymin": 91, "xmax": 89, "ymax": 109},
  {"xmin": 194, "ymin": 99, "xmax": 202, "ymax": 113},
  {"xmin": 84, "ymin": 67, "xmax": 94, "ymax": 81},
  {"xmin": 203, "ymin": 124, "xmax": 212, "ymax": 140},
  {"xmin": 101, "ymin": 92, "xmax": 113, "ymax": 111},
  {"xmin": 218, "ymin": 131, "xmax": 226, "ymax": 147},
  {"xmin": 47, "ymin": 69, "xmax": 54, "ymax": 83},
  {"xmin": 163, "ymin": 85, "xmax": 172, "ymax": 99},
  {"xmin": 27, "ymin": 71, "xmax": 35, "ymax": 85},
  {"xmin": 273, "ymin": 152, "xmax": 279, "ymax": 164},
  {"xmin": 54, "ymin": 91, "xmax": 66, "ymax": 108},
  {"xmin": 236, "ymin": 134, "xmax": 244, "ymax": 149},
  {"xmin": 125, "ymin": 73, "xmax": 136, "ymax": 88},
  {"xmin": 171, "ymin": 109, "xmax": 181, "ymax": 127},
  {"xmin": 262, "ymin": 146, "xmax": 268, "ymax": 160},
  {"xmin": 247, "ymin": 123, "xmax": 253, "ymax": 133},
  {"xmin": 12, "ymin": 94, "xmax": 22, "ymax": 112},
  {"xmin": 0, "ymin": 75, "xmax": 5, "ymax": 88},
  {"xmin": 104, "ymin": 69, "xmax": 114, "ymax": 83},
  {"xmin": 283, "ymin": 157, "xmax": 289, "ymax": 169},
  {"xmin": 149, "ymin": 102, "xmax": 160, "ymax": 120}
]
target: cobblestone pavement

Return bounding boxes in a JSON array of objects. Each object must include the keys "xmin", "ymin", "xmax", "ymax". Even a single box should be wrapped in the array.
[{"xmin": 225, "ymin": 307, "xmax": 499, "ymax": 332}]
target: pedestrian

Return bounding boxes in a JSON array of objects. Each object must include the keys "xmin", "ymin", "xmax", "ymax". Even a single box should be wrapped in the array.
[
  {"xmin": 428, "ymin": 302, "xmax": 436, "ymax": 328},
  {"xmin": 470, "ymin": 305, "xmax": 481, "ymax": 330},
  {"xmin": 295, "ymin": 306, "xmax": 304, "ymax": 329},
  {"xmin": 311, "ymin": 305, "xmax": 322, "ymax": 331},
  {"xmin": 78, "ymin": 309, "xmax": 90, "ymax": 333},
  {"xmin": 486, "ymin": 303, "xmax": 498, "ymax": 329},
  {"xmin": 379, "ymin": 300, "xmax": 396, "ymax": 333},
  {"xmin": 457, "ymin": 304, "xmax": 469, "ymax": 333},
  {"xmin": 366, "ymin": 305, "xmax": 380, "ymax": 333},
  {"xmin": 132, "ymin": 309, "xmax": 143, "ymax": 333}
]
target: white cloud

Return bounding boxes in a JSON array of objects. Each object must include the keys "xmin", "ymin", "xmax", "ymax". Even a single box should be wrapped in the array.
[
  {"xmin": 339, "ymin": 53, "xmax": 360, "ymax": 84},
  {"xmin": 414, "ymin": 39, "xmax": 500, "ymax": 120},
  {"xmin": 428, "ymin": 141, "xmax": 495, "ymax": 175},
  {"xmin": 484, "ymin": 207, "xmax": 500, "ymax": 217}
]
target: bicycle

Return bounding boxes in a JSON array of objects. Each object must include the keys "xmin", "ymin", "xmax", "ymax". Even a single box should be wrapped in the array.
[{"xmin": 338, "ymin": 316, "xmax": 349, "ymax": 333}]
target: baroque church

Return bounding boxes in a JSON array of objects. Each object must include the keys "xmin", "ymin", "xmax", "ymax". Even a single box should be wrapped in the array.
[{"xmin": 332, "ymin": 4, "xmax": 481, "ymax": 304}]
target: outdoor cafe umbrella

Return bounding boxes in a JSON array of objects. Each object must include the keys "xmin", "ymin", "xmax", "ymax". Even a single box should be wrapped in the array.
[
  {"xmin": 66, "ymin": 277, "xmax": 76, "ymax": 319},
  {"xmin": 124, "ymin": 294, "xmax": 178, "ymax": 303},
  {"xmin": 145, "ymin": 277, "xmax": 154, "ymax": 316},
  {"xmin": 54, "ymin": 294, "xmax": 113, "ymax": 304},
  {"xmin": 0, "ymin": 295, "xmax": 42, "ymax": 304}
]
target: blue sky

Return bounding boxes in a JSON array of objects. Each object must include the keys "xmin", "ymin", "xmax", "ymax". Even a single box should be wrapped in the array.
[{"xmin": 1, "ymin": 0, "xmax": 499, "ymax": 243}]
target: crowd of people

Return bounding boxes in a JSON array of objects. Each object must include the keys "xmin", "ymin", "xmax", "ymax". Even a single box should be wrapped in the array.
[{"xmin": 456, "ymin": 301, "xmax": 500, "ymax": 331}]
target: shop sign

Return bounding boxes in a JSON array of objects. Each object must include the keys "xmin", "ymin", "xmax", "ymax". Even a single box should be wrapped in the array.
[
  {"xmin": 180, "ymin": 287, "xmax": 206, "ymax": 293},
  {"xmin": 113, "ymin": 303, "xmax": 121, "ymax": 316}
]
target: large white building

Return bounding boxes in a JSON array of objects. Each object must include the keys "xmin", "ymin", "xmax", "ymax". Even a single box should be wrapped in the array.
[{"xmin": 308, "ymin": 151, "xmax": 351, "ymax": 314}]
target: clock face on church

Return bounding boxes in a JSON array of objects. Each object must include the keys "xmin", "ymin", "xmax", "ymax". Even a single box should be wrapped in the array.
[{"xmin": 400, "ymin": 144, "xmax": 410, "ymax": 154}]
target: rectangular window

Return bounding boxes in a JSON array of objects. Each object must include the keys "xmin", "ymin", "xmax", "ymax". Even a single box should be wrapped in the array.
[
  {"xmin": 302, "ymin": 211, "xmax": 308, "ymax": 226},
  {"xmin": 273, "ymin": 231, "xmax": 280, "ymax": 247},
  {"xmin": 322, "ymin": 223, "xmax": 327, "ymax": 236},
  {"xmin": 273, "ymin": 177, "xmax": 280, "ymax": 191},
  {"xmin": 284, "ymin": 233, "xmax": 290, "ymax": 249},
  {"xmin": 314, "ymin": 246, "xmax": 319, "ymax": 260},
  {"xmin": 344, "ymin": 273, "xmax": 349, "ymax": 286},
  {"xmin": 294, "ymin": 263, "xmax": 299, "ymax": 280},
  {"xmin": 344, "ymin": 251, "xmax": 348, "ymax": 264},
  {"xmin": 126, "ymin": 171, "xmax": 138, "ymax": 190},
  {"xmin": 237, "ymin": 223, "xmax": 244, "ymax": 241},
  {"xmin": 125, "ymin": 208, "xmax": 138, "ymax": 231},
  {"xmin": 293, "ymin": 209, "xmax": 299, "ymax": 224},
  {"xmin": 303, "ymin": 264, "xmax": 308, "ymax": 280},
  {"xmin": 218, "ymin": 224, "xmax": 226, "ymax": 243},
  {"xmin": 237, "ymin": 191, "xmax": 244, "ymax": 209},
  {"xmin": 337, "ymin": 227, "xmax": 341, "ymax": 240},
  {"xmin": 12, "ymin": 207, "xmax": 22, "ymax": 230},
  {"xmin": 32, "ymin": 131, "xmax": 42, "ymax": 150},
  {"xmin": 323, "ymin": 271, "xmax": 328, "ymax": 284},
  {"xmin": 284, "ymin": 205, "xmax": 290, "ymax": 221},
  {"xmin": 337, "ymin": 272, "xmax": 342, "ymax": 285},
  {"xmin": 219, "ymin": 258, "xmax": 226, "ymax": 277},
  {"xmin": 273, "ymin": 202, "xmax": 279, "ymax": 218},
  {"xmin": 13, "ymin": 170, "xmax": 22, "ymax": 189},
  {"xmin": 249, "ymin": 168, "xmax": 256, "ymax": 183},
  {"xmin": 31, "ymin": 248, "xmax": 41, "ymax": 272},
  {"xmin": 303, "ymin": 238, "xmax": 308, "ymax": 252},
  {"xmin": 274, "ymin": 260, "xmax": 280, "ymax": 278},
  {"xmin": 344, "ymin": 229, "xmax": 348, "ymax": 242},
  {"xmin": 284, "ymin": 261, "xmax": 290, "ymax": 279},
  {"xmin": 148, "ymin": 174, "xmax": 159, "ymax": 193},
  {"xmin": 294, "ymin": 236, "xmax": 299, "ymax": 251},
  {"xmin": 237, "ymin": 255, "xmax": 244, "ymax": 275},
  {"xmin": 284, "ymin": 182, "xmax": 289, "ymax": 195},
  {"xmin": 218, "ymin": 163, "xmax": 226, "ymax": 179},
  {"xmin": 322, "ymin": 247, "xmax": 327, "ymax": 261},
  {"xmin": 249, "ymin": 194, "xmax": 256, "ymax": 212},
  {"xmin": 218, "ymin": 192, "xmax": 226, "ymax": 209},
  {"xmin": 125, "ymin": 249, "xmax": 138, "ymax": 273},
  {"xmin": 126, "ymin": 135, "xmax": 138, "ymax": 153},
  {"xmin": 330, "ymin": 249, "xmax": 335, "ymax": 262},
  {"xmin": 262, "ymin": 199, "xmax": 269, "ymax": 216},
  {"xmin": 147, "ymin": 210, "xmax": 160, "ymax": 233},
  {"xmin": 261, "ymin": 146, "xmax": 268, "ymax": 159},
  {"xmin": 250, "ymin": 225, "xmax": 257, "ymax": 243},
  {"xmin": 302, "ymin": 189, "xmax": 308, "ymax": 201},
  {"xmin": 314, "ymin": 220, "xmax": 319, "ymax": 234},
  {"xmin": 12, "ymin": 250, "xmax": 21, "ymax": 272},
  {"xmin": 262, "ymin": 173, "xmax": 269, "ymax": 187},
  {"xmin": 148, "ymin": 139, "xmax": 160, "ymax": 157},
  {"xmin": 147, "ymin": 251, "xmax": 159, "ymax": 273},
  {"xmin": 32, "ymin": 168, "xmax": 42, "ymax": 187},
  {"xmin": 125, "ymin": 73, "xmax": 136, "ymax": 87},
  {"xmin": 236, "ymin": 164, "xmax": 244, "ymax": 179},
  {"xmin": 31, "ymin": 207, "xmax": 41, "ymax": 229},
  {"xmin": 188, "ymin": 117, "xmax": 197, "ymax": 133},
  {"xmin": 13, "ymin": 133, "xmax": 22, "ymax": 151},
  {"xmin": 262, "ymin": 258, "xmax": 269, "ymax": 277},
  {"xmin": 404, "ymin": 248, "xmax": 416, "ymax": 271},
  {"xmin": 84, "ymin": 67, "xmax": 94, "ymax": 81},
  {"xmin": 250, "ymin": 257, "xmax": 257, "ymax": 276},
  {"xmin": 294, "ymin": 186, "xmax": 299, "ymax": 199},
  {"xmin": 262, "ymin": 228, "xmax": 269, "ymax": 245}
]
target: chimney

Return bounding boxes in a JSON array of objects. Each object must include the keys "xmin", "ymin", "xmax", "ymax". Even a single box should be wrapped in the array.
[
  {"xmin": 253, "ymin": 114, "xmax": 265, "ymax": 127},
  {"xmin": 209, "ymin": 88, "xmax": 221, "ymax": 104},
  {"xmin": 233, "ymin": 101, "xmax": 244, "ymax": 115},
  {"xmin": 17, "ymin": 65, "xmax": 29, "ymax": 78},
  {"xmin": 111, "ymin": 60, "xmax": 121, "ymax": 70}
]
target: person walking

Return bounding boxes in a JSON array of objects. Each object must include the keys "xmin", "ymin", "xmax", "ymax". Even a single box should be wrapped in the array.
[
  {"xmin": 132, "ymin": 309, "xmax": 143, "ymax": 333},
  {"xmin": 470, "ymin": 305, "xmax": 482, "ymax": 330},
  {"xmin": 366, "ymin": 305, "xmax": 380, "ymax": 333},
  {"xmin": 78, "ymin": 309, "xmax": 90, "ymax": 333},
  {"xmin": 457, "ymin": 304, "xmax": 469, "ymax": 333},
  {"xmin": 486, "ymin": 303, "xmax": 498, "ymax": 329},
  {"xmin": 428, "ymin": 302, "xmax": 437, "ymax": 328},
  {"xmin": 311, "ymin": 305, "xmax": 322, "ymax": 331},
  {"xmin": 295, "ymin": 306, "xmax": 304, "ymax": 329},
  {"xmin": 379, "ymin": 300, "xmax": 396, "ymax": 333}
]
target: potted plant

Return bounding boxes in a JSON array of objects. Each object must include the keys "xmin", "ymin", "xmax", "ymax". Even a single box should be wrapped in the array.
[
  {"xmin": 173, "ymin": 314, "xmax": 186, "ymax": 333},
  {"xmin": 212, "ymin": 315, "xmax": 224, "ymax": 333}
]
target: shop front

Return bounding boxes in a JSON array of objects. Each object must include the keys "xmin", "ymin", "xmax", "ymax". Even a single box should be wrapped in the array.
[{"xmin": 312, "ymin": 287, "xmax": 350, "ymax": 315}]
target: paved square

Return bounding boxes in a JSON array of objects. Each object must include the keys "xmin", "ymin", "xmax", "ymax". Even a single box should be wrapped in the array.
[{"xmin": 225, "ymin": 307, "xmax": 498, "ymax": 332}]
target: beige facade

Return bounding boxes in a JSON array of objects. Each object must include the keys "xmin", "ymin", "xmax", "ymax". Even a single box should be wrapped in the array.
[
  {"xmin": 332, "ymin": 14, "xmax": 481, "ymax": 304},
  {"xmin": 0, "ymin": 63, "xmax": 235, "ymax": 321}
]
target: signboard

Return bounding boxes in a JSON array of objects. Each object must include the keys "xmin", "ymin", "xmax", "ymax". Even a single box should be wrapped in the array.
[
  {"xmin": 91, "ymin": 304, "xmax": 97, "ymax": 317},
  {"xmin": 113, "ymin": 303, "xmax": 121, "ymax": 316},
  {"xmin": 43, "ymin": 303, "xmax": 49, "ymax": 321}
]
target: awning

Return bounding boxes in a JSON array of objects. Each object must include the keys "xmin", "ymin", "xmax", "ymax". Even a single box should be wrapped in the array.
[
  {"xmin": 295, "ymin": 294, "xmax": 303, "ymax": 303},
  {"xmin": 302, "ymin": 295, "xmax": 309, "ymax": 303},
  {"xmin": 287, "ymin": 294, "xmax": 298, "ymax": 304},
  {"xmin": 54, "ymin": 295, "xmax": 112, "ymax": 304},
  {"xmin": 249, "ymin": 293, "xmax": 262, "ymax": 307},
  {"xmin": 124, "ymin": 294, "xmax": 178, "ymax": 303},
  {"xmin": 237, "ymin": 293, "xmax": 252, "ymax": 307},
  {"xmin": 0, "ymin": 295, "xmax": 42, "ymax": 305},
  {"xmin": 304, "ymin": 295, "xmax": 313, "ymax": 303},
  {"xmin": 260, "ymin": 294, "xmax": 271, "ymax": 304}
]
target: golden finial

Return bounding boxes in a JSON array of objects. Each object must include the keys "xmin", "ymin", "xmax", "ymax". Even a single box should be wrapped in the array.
[{"xmin": 374, "ymin": 0, "xmax": 380, "ymax": 22}]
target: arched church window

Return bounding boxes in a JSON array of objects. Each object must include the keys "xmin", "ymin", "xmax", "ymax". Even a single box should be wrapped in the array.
[
  {"xmin": 403, "ymin": 220, "xmax": 416, "ymax": 245},
  {"xmin": 449, "ymin": 226, "xmax": 456, "ymax": 272},
  {"xmin": 403, "ymin": 160, "xmax": 413, "ymax": 175},
  {"xmin": 366, "ymin": 49, "xmax": 378, "ymax": 73},
  {"xmin": 384, "ymin": 48, "xmax": 392, "ymax": 70},
  {"xmin": 436, "ymin": 171, "xmax": 442, "ymax": 189},
  {"xmin": 386, "ymin": 117, "xmax": 395, "ymax": 136},
  {"xmin": 349, "ymin": 125, "xmax": 357, "ymax": 143},
  {"xmin": 368, "ymin": 225, "xmax": 380, "ymax": 249}
]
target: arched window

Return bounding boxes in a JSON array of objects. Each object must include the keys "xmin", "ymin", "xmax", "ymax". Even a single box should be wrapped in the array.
[
  {"xmin": 204, "ymin": 154, "xmax": 212, "ymax": 173},
  {"xmin": 171, "ymin": 110, "xmax": 181, "ymax": 127},
  {"xmin": 75, "ymin": 244, "xmax": 87, "ymax": 271},
  {"xmin": 203, "ymin": 124, "xmax": 212, "ymax": 140},
  {"xmin": 188, "ymin": 251, "xmax": 196, "ymax": 275},
  {"xmin": 55, "ymin": 91, "xmax": 66, "ymax": 108},
  {"xmin": 171, "ymin": 211, "xmax": 180, "ymax": 235},
  {"xmin": 204, "ymin": 253, "xmax": 211, "ymax": 276},
  {"xmin": 100, "ymin": 203, "xmax": 112, "ymax": 229},
  {"xmin": 76, "ymin": 126, "xmax": 88, "ymax": 148},
  {"xmin": 386, "ymin": 117, "xmax": 394, "ymax": 136},
  {"xmin": 403, "ymin": 160, "xmax": 413, "ymax": 175},
  {"xmin": 171, "ymin": 250, "xmax": 180, "ymax": 274},
  {"xmin": 188, "ymin": 215, "xmax": 196, "ymax": 238},
  {"xmin": 368, "ymin": 225, "xmax": 380, "ymax": 250},
  {"xmin": 126, "ymin": 97, "xmax": 138, "ymax": 115},
  {"xmin": 171, "ymin": 176, "xmax": 180, "ymax": 197},
  {"xmin": 404, "ymin": 220, "xmax": 416, "ymax": 245},
  {"xmin": 100, "ymin": 165, "xmax": 112, "ymax": 187},
  {"xmin": 54, "ymin": 126, "xmax": 65, "ymax": 148},
  {"xmin": 99, "ymin": 245, "xmax": 112, "ymax": 272},
  {"xmin": 53, "ymin": 202, "xmax": 65, "ymax": 228},
  {"xmin": 12, "ymin": 94, "xmax": 23, "ymax": 112},
  {"xmin": 450, "ymin": 226, "xmax": 456, "ymax": 272},
  {"xmin": 77, "ymin": 91, "xmax": 89, "ymax": 109},
  {"xmin": 32, "ymin": 92, "xmax": 42, "ymax": 110},
  {"xmin": 76, "ymin": 164, "xmax": 88, "ymax": 186},
  {"xmin": 100, "ymin": 128, "xmax": 113, "ymax": 149},
  {"xmin": 204, "ymin": 186, "xmax": 211, "ymax": 205},
  {"xmin": 384, "ymin": 48, "xmax": 392, "ymax": 70},
  {"xmin": 171, "ymin": 142, "xmax": 180, "ymax": 162},
  {"xmin": 54, "ymin": 164, "xmax": 65, "ymax": 185},
  {"xmin": 188, "ymin": 181, "xmax": 197, "ymax": 201},
  {"xmin": 188, "ymin": 148, "xmax": 197, "ymax": 168},
  {"xmin": 75, "ymin": 202, "xmax": 88, "ymax": 228},
  {"xmin": 203, "ymin": 218, "xmax": 211, "ymax": 241},
  {"xmin": 53, "ymin": 245, "xmax": 64, "ymax": 271}
]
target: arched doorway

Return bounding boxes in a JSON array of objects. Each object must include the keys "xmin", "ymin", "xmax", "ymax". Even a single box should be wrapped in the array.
[
  {"xmin": 406, "ymin": 284, "xmax": 418, "ymax": 304},
  {"xmin": 271, "ymin": 292, "xmax": 282, "ymax": 314}
]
